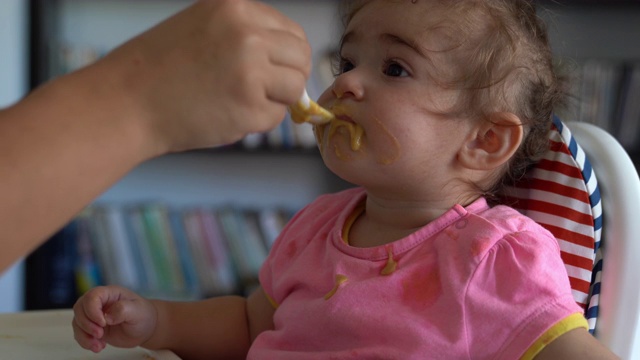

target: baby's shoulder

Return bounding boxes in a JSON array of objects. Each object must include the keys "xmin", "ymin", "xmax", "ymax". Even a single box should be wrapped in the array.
[
  {"xmin": 460, "ymin": 204, "xmax": 558, "ymax": 258},
  {"xmin": 475, "ymin": 204, "xmax": 549, "ymax": 235}
]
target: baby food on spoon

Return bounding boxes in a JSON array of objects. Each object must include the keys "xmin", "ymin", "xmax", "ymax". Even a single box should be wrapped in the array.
[{"xmin": 289, "ymin": 92, "xmax": 399, "ymax": 164}]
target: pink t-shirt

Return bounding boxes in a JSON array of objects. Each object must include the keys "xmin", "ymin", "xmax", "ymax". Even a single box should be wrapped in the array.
[{"xmin": 249, "ymin": 187, "xmax": 584, "ymax": 359}]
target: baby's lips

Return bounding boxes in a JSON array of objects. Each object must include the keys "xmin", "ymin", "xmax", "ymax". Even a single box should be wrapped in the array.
[{"xmin": 334, "ymin": 113, "xmax": 355, "ymax": 123}]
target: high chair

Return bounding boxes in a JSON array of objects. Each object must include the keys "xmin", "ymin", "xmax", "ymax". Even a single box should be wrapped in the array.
[
  {"xmin": 499, "ymin": 117, "xmax": 640, "ymax": 359},
  {"xmin": 568, "ymin": 121, "xmax": 640, "ymax": 359}
]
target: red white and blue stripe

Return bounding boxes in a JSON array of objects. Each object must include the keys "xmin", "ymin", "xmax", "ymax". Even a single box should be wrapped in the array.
[{"xmin": 499, "ymin": 116, "xmax": 602, "ymax": 334}]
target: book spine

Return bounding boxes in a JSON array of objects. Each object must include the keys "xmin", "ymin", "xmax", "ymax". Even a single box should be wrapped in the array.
[
  {"xmin": 49, "ymin": 203, "xmax": 298, "ymax": 301},
  {"xmin": 25, "ymin": 221, "xmax": 79, "ymax": 310},
  {"xmin": 168, "ymin": 210, "xmax": 201, "ymax": 295}
]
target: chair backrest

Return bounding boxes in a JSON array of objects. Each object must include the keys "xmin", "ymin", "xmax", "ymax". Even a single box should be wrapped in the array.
[
  {"xmin": 498, "ymin": 117, "xmax": 640, "ymax": 358},
  {"xmin": 567, "ymin": 121, "xmax": 640, "ymax": 359},
  {"xmin": 499, "ymin": 117, "xmax": 601, "ymax": 315}
]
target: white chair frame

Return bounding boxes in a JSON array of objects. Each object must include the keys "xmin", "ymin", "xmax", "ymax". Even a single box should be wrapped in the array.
[{"xmin": 569, "ymin": 121, "xmax": 640, "ymax": 359}]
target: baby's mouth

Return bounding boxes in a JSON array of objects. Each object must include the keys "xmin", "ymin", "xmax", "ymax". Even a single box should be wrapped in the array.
[
  {"xmin": 326, "ymin": 116, "xmax": 364, "ymax": 152},
  {"xmin": 334, "ymin": 113, "xmax": 355, "ymax": 124}
]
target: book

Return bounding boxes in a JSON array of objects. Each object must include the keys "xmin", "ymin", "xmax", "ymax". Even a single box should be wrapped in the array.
[
  {"xmin": 257, "ymin": 208, "xmax": 290, "ymax": 249},
  {"xmin": 139, "ymin": 205, "xmax": 185, "ymax": 294},
  {"xmin": 33, "ymin": 202, "xmax": 298, "ymax": 304},
  {"xmin": 73, "ymin": 211, "xmax": 102, "ymax": 294},
  {"xmin": 86, "ymin": 207, "xmax": 119, "ymax": 286},
  {"xmin": 197, "ymin": 209, "xmax": 238, "ymax": 295},
  {"xmin": 615, "ymin": 63, "xmax": 640, "ymax": 150},
  {"xmin": 217, "ymin": 208, "xmax": 268, "ymax": 287},
  {"xmin": 168, "ymin": 209, "xmax": 201, "ymax": 295},
  {"xmin": 125, "ymin": 207, "xmax": 159, "ymax": 292},
  {"xmin": 577, "ymin": 60, "xmax": 622, "ymax": 134},
  {"xmin": 25, "ymin": 221, "xmax": 79, "ymax": 310},
  {"xmin": 182, "ymin": 209, "xmax": 221, "ymax": 297},
  {"xmin": 101, "ymin": 205, "xmax": 140, "ymax": 290}
]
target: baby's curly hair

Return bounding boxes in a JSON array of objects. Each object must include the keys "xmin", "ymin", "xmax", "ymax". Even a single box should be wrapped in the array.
[{"xmin": 340, "ymin": 0, "xmax": 568, "ymax": 202}]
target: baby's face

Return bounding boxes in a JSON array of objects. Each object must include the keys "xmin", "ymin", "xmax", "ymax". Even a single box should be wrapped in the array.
[{"xmin": 316, "ymin": 0, "xmax": 475, "ymax": 196}]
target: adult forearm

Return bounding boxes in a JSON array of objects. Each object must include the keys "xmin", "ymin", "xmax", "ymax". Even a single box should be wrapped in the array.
[
  {"xmin": 146, "ymin": 296, "xmax": 251, "ymax": 360},
  {"xmin": 0, "ymin": 0, "xmax": 311, "ymax": 274},
  {"xmin": 0, "ymin": 60, "xmax": 157, "ymax": 273}
]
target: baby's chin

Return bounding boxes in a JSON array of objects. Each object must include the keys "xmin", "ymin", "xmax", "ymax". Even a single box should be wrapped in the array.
[{"xmin": 321, "ymin": 151, "xmax": 371, "ymax": 185}]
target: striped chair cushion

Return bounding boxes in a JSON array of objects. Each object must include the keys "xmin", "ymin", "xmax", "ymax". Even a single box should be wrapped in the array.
[{"xmin": 498, "ymin": 116, "xmax": 602, "ymax": 333}]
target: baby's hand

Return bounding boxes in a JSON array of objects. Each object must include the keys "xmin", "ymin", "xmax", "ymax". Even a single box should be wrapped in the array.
[{"xmin": 72, "ymin": 285, "xmax": 157, "ymax": 353}]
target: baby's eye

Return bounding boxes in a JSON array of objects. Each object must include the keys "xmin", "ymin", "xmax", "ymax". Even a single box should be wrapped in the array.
[
  {"xmin": 331, "ymin": 54, "xmax": 355, "ymax": 77},
  {"xmin": 383, "ymin": 61, "xmax": 409, "ymax": 77},
  {"xmin": 337, "ymin": 58, "xmax": 355, "ymax": 75}
]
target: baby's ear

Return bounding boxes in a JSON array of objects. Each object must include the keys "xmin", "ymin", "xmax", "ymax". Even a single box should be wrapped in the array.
[{"xmin": 458, "ymin": 112, "xmax": 523, "ymax": 171}]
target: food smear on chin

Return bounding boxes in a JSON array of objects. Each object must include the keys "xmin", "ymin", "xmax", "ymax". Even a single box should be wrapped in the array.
[
  {"xmin": 315, "ymin": 114, "xmax": 400, "ymax": 165},
  {"xmin": 315, "ymin": 118, "xmax": 364, "ymax": 162}
]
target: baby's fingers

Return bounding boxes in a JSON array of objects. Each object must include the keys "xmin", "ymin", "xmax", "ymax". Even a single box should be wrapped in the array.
[
  {"xmin": 73, "ymin": 295, "xmax": 105, "ymax": 338},
  {"xmin": 72, "ymin": 286, "xmax": 132, "ymax": 337},
  {"xmin": 73, "ymin": 288, "xmax": 111, "ymax": 327},
  {"xmin": 72, "ymin": 309, "xmax": 105, "ymax": 339},
  {"xmin": 72, "ymin": 316, "xmax": 106, "ymax": 353},
  {"xmin": 103, "ymin": 298, "xmax": 145, "ymax": 327}
]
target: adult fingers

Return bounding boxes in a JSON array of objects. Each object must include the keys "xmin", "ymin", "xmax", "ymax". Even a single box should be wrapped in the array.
[
  {"xmin": 266, "ymin": 29, "xmax": 312, "ymax": 79},
  {"xmin": 263, "ymin": 65, "xmax": 308, "ymax": 105},
  {"xmin": 246, "ymin": 0, "xmax": 308, "ymax": 41}
]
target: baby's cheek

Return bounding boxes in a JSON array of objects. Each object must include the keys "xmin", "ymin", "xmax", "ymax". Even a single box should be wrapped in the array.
[
  {"xmin": 317, "ymin": 87, "xmax": 333, "ymax": 105},
  {"xmin": 367, "ymin": 117, "xmax": 401, "ymax": 165}
]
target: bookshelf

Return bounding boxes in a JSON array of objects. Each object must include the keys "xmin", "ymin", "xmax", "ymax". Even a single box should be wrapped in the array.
[{"xmin": 537, "ymin": 2, "xmax": 640, "ymax": 167}]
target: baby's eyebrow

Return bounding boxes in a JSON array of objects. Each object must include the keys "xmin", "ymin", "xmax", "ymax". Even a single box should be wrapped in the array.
[
  {"xmin": 340, "ymin": 30, "xmax": 427, "ymax": 61},
  {"xmin": 379, "ymin": 33, "xmax": 428, "ymax": 59},
  {"xmin": 339, "ymin": 30, "xmax": 357, "ymax": 52}
]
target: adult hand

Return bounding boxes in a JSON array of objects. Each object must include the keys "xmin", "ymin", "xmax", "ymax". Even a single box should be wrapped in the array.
[{"xmin": 102, "ymin": 0, "xmax": 312, "ymax": 154}]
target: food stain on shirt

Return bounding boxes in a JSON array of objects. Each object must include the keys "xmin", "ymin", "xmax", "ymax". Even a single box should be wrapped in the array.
[
  {"xmin": 401, "ymin": 267, "xmax": 442, "ymax": 310},
  {"xmin": 380, "ymin": 247, "xmax": 398, "ymax": 275},
  {"xmin": 445, "ymin": 227, "xmax": 459, "ymax": 241},
  {"xmin": 471, "ymin": 236, "xmax": 492, "ymax": 258},
  {"xmin": 324, "ymin": 274, "xmax": 349, "ymax": 300}
]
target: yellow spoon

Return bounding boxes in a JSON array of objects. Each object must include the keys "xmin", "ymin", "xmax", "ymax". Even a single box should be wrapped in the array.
[{"xmin": 289, "ymin": 89, "xmax": 334, "ymax": 125}]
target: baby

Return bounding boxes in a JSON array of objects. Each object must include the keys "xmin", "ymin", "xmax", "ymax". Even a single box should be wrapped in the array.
[{"xmin": 72, "ymin": 1, "xmax": 618, "ymax": 359}]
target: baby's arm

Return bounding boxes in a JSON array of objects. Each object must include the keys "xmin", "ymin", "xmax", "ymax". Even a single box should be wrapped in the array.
[
  {"xmin": 535, "ymin": 328, "xmax": 619, "ymax": 359},
  {"xmin": 73, "ymin": 285, "xmax": 275, "ymax": 360},
  {"xmin": 144, "ymin": 286, "xmax": 275, "ymax": 359}
]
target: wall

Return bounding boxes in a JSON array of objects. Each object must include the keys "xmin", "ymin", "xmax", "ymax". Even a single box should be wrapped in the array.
[
  {"xmin": 539, "ymin": 4, "xmax": 640, "ymax": 60},
  {"xmin": 0, "ymin": 0, "xmax": 29, "ymax": 313}
]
